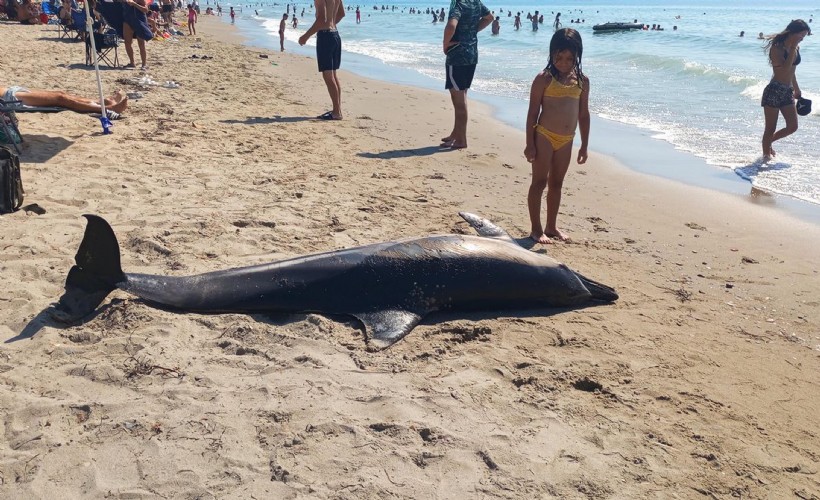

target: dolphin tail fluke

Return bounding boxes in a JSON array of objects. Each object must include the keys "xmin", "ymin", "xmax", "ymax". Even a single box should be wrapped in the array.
[
  {"xmin": 458, "ymin": 212, "xmax": 516, "ymax": 245},
  {"xmin": 54, "ymin": 215, "xmax": 125, "ymax": 322},
  {"xmin": 576, "ymin": 272, "xmax": 619, "ymax": 302}
]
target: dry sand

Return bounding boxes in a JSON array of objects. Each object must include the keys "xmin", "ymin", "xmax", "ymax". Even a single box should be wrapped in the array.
[{"xmin": 1, "ymin": 18, "xmax": 819, "ymax": 498}]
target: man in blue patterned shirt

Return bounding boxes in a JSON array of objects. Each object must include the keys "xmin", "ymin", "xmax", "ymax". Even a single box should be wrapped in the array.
[{"xmin": 441, "ymin": 0, "xmax": 494, "ymax": 149}]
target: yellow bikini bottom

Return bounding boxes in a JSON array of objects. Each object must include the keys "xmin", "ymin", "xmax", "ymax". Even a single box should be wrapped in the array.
[{"xmin": 534, "ymin": 124, "xmax": 574, "ymax": 151}]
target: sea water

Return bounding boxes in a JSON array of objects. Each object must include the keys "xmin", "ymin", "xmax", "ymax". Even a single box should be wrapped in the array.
[{"xmin": 216, "ymin": 0, "xmax": 818, "ymax": 207}]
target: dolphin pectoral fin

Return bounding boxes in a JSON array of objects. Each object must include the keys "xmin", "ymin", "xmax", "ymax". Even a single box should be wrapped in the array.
[
  {"xmin": 353, "ymin": 310, "xmax": 423, "ymax": 350},
  {"xmin": 458, "ymin": 212, "xmax": 517, "ymax": 245}
]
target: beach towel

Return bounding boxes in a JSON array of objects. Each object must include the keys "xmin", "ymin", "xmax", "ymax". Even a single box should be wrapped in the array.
[{"xmin": 95, "ymin": 1, "xmax": 152, "ymax": 41}]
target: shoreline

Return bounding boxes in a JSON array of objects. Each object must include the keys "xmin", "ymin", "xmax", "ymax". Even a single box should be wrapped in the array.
[
  {"xmin": 228, "ymin": 13, "xmax": 820, "ymax": 224},
  {"xmin": 1, "ymin": 18, "xmax": 819, "ymax": 498}
]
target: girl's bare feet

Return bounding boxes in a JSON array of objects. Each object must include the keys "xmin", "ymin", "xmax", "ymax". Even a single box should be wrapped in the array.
[
  {"xmin": 529, "ymin": 232, "xmax": 553, "ymax": 244},
  {"xmin": 544, "ymin": 228, "xmax": 571, "ymax": 242}
]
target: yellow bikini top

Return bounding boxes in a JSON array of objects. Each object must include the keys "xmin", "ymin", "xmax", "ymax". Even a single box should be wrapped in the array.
[{"xmin": 543, "ymin": 76, "xmax": 582, "ymax": 99}]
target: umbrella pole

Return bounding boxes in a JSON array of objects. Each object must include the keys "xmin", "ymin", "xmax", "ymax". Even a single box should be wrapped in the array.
[{"xmin": 83, "ymin": 0, "xmax": 113, "ymax": 134}]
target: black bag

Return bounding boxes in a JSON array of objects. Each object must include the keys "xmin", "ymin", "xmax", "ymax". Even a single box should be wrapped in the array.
[{"xmin": 0, "ymin": 145, "xmax": 24, "ymax": 214}]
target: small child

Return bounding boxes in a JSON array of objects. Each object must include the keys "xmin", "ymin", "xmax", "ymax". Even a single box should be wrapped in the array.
[
  {"xmin": 187, "ymin": 4, "xmax": 197, "ymax": 35},
  {"xmin": 524, "ymin": 28, "xmax": 589, "ymax": 244},
  {"xmin": 292, "ymin": 15, "xmax": 298, "ymax": 28},
  {"xmin": 279, "ymin": 13, "xmax": 288, "ymax": 52}
]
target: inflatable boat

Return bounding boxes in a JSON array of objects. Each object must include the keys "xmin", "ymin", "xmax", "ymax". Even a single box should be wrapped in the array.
[{"xmin": 592, "ymin": 22, "xmax": 644, "ymax": 32}]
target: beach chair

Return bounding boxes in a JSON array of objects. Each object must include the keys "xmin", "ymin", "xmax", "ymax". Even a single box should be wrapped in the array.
[
  {"xmin": 40, "ymin": 1, "xmax": 60, "ymax": 24},
  {"xmin": 68, "ymin": 8, "xmax": 86, "ymax": 40},
  {"xmin": 85, "ymin": 28, "xmax": 119, "ymax": 67},
  {"xmin": 0, "ymin": 99, "xmax": 66, "ymax": 154}
]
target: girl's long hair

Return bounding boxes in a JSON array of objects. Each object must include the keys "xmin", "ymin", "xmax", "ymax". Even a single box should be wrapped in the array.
[
  {"xmin": 545, "ymin": 28, "xmax": 585, "ymax": 87},
  {"xmin": 764, "ymin": 19, "xmax": 811, "ymax": 58}
]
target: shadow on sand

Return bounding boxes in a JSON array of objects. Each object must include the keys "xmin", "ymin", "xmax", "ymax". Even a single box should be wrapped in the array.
[
  {"xmin": 14, "ymin": 135, "xmax": 73, "ymax": 163},
  {"xmin": 357, "ymin": 146, "xmax": 457, "ymax": 159},
  {"xmin": 11, "ymin": 298, "xmax": 609, "ymax": 346},
  {"xmin": 220, "ymin": 116, "xmax": 316, "ymax": 125}
]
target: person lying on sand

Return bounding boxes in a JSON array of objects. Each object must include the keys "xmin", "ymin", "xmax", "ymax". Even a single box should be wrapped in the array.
[{"xmin": 1, "ymin": 86, "xmax": 128, "ymax": 117}]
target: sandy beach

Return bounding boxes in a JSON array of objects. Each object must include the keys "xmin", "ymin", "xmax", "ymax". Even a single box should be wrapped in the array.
[{"xmin": 1, "ymin": 17, "xmax": 819, "ymax": 498}]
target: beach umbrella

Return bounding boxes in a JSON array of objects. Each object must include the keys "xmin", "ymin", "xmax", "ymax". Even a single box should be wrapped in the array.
[{"xmin": 82, "ymin": 0, "xmax": 113, "ymax": 134}]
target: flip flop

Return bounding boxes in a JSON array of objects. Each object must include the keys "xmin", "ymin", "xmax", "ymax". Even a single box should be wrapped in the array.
[{"xmin": 317, "ymin": 111, "xmax": 341, "ymax": 120}]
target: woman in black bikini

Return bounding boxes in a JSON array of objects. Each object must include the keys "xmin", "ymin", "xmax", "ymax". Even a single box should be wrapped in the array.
[{"xmin": 761, "ymin": 19, "xmax": 810, "ymax": 159}]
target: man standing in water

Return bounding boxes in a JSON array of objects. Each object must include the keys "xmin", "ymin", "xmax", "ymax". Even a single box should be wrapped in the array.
[
  {"xmin": 441, "ymin": 0, "xmax": 493, "ymax": 149},
  {"xmin": 299, "ymin": 0, "xmax": 346, "ymax": 120},
  {"xmin": 279, "ymin": 13, "xmax": 288, "ymax": 51}
]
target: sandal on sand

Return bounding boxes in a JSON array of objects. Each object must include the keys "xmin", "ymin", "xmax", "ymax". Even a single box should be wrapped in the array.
[
  {"xmin": 122, "ymin": 63, "xmax": 136, "ymax": 69},
  {"xmin": 104, "ymin": 110, "xmax": 123, "ymax": 120},
  {"xmin": 317, "ymin": 111, "xmax": 341, "ymax": 120}
]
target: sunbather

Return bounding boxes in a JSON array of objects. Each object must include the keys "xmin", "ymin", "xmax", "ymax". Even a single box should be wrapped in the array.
[
  {"xmin": 13, "ymin": 0, "xmax": 40, "ymax": 24},
  {"xmin": 1, "ymin": 86, "xmax": 128, "ymax": 116}
]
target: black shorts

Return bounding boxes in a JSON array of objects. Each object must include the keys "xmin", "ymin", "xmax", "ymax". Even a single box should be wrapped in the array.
[
  {"xmin": 761, "ymin": 79, "xmax": 794, "ymax": 108},
  {"xmin": 161, "ymin": 4, "xmax": 173, "ymax": 12},
  {"xmin": 445, "ymin": 64, "xmax": 476, "ymax": 90},
  {"xmin": 316, "ymin": 30, "xmax": 341, "ymax": 72}
]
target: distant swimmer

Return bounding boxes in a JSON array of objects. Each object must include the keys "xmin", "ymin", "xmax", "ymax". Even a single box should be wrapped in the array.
[
  {"xmin": 491, "ymin": 15, "xmax": 499, "ymax": 34},
  {"xmin": 514, "ymin": 12, "xmax": 520, "ymax": 30}
]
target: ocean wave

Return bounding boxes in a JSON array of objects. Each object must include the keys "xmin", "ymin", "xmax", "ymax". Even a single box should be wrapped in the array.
[{"xmin": 740, "ymin": 81, "xmax": 767, "ymax": 101}]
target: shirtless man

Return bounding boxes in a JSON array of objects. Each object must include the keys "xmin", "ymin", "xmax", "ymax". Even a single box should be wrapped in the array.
[
  {"xmin": 279, "ymin": 13, "xmax": 288, "ymax": 51},
  {"xmin": 2, "ymin": 86, "xmax": 128, "ymax": 116},
  {"xmin": 298, "ymin": 0, "xmax": 345, "ymax": 120}
]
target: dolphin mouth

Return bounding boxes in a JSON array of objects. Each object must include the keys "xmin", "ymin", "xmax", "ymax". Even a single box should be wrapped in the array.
[{"xmin": 576, "ymin": 272, "xmax": 619, "ymax": 302}]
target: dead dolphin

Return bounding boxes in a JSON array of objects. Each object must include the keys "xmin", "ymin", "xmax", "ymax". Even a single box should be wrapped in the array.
[{"xmin": 55, "ymin": 213, "xmax": 617, "ymax": 349}]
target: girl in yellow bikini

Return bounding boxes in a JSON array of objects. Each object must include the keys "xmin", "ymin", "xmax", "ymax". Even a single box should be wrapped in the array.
[{"xmin": 524, "ymin": 28, "xmax": 589, "ymax": 244}]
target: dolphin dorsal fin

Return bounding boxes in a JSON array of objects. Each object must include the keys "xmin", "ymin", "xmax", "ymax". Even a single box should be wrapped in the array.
[
  {"xmin": 458, "ymin": 212, "xmax": 516, "ymax": 245},
  {"xmin": 353, "ymin": 310, "xmax": 423, "ymax": 350}
]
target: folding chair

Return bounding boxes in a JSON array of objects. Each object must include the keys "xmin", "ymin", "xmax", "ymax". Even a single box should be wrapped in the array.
[
  {"xmin": 69, "ymin": 8, "xmax": 86, "ymax": 40},
  {"xmin": 40, "ymin": 1, "xmax": 60, "ymax": 24},
  {"xmin": 85, "ymin": 28, "xmax": 119, "ymax": 67},
  {"xmin": 54, "ymin": 3, "xmax": 78, "ymax": 38},
  {"xmin": 0, "ymin": 99, "xmax": 66, "ymax": 154},
  {"xmin": 57, "ymin": 15, "xmax": 74, "ymax": 38}
]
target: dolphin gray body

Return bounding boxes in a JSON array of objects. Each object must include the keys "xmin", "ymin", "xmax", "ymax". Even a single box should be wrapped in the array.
[{"xmin": 56, "ymin": 213, "xmax": 617, "ymax": 349}]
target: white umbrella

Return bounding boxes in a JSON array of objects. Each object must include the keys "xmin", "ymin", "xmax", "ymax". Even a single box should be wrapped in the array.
[{"xmin": 82, "ymin": 0, "xmax": 113, "ymax": 134}]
